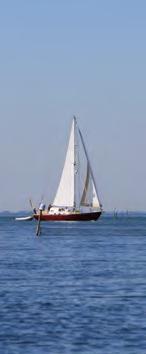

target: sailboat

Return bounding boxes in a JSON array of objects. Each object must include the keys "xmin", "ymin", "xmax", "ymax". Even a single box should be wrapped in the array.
[{"xmin": 34, "ymin": 117, "xmax": 102, "ymax": 221}]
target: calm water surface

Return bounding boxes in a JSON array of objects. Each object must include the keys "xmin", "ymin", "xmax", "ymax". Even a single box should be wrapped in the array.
[{"xmin": 0, "ymin": 215, "xmax": 146, "ymax": 353}]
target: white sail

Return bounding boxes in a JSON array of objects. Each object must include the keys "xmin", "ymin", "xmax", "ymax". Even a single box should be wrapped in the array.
[
  {"xmin": 53, "ymin": 119, "xmax": 76, "ymax": 207},
  {"xmin": 53, "ymin": 117, "xmax": 101, "ymax": 211},
  {"xmin": 92, "ymin": 180, "xmax": 101, "ymax": 208},
  {"xmin": 80, "ymin": 162, "xmax": 101, "ymax": 209},
  {"xmin": 80, "ymin": 162, "xmax": 90, "ymax": 206},
  {"xmin": 78, "ymin": 128, "xmax": 101, "ymax": 210}
]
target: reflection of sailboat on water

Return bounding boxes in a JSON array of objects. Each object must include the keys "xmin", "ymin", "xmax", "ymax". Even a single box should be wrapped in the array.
[{"xmin": 33, "ymin": 117, "xmax": 102, "ymax": 221}]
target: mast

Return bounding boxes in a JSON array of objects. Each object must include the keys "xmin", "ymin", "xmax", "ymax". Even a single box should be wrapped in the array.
[
  {"xmin": 73, "ymin": 116, "xmax": 81, "ymax": 210},
  {"xmin": 53, "ymin": 117, "xmax": 77, "ymax": 208},
  {"xmin": 73, "ymin": 116, "xmax": 76, "ymax": 209}
]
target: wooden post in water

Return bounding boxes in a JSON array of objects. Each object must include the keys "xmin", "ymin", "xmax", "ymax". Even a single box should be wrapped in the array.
[
  {"xmin": 36, "ymin": 202, "xmax": 45, "ymax": 236},
  {"xmin": 36, "ymin": 210, "xmax": 42, "ymax": 236}
]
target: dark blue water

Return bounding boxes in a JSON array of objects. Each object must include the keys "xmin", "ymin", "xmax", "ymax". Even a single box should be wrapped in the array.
[{"xmin": 0, "ymin": 215, "xmax": 146, "ymax": 354}]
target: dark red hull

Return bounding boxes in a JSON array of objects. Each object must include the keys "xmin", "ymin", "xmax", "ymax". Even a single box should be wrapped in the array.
[{"xmin": 34, "ymin": 211, "xmax": 101, "ymax": 222}]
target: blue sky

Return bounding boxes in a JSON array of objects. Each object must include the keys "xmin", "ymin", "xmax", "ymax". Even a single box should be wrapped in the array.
[{"xmin": 0, "ymin": 0, "xmax": 146, "ymax": 211}]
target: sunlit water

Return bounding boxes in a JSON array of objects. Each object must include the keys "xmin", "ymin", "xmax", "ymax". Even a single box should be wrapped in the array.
[{"xmin": 0, "ymin": 215, "xmax": 146, "ymax": 354}]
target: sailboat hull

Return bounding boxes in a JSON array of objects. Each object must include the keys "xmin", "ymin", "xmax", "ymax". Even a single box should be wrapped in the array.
[{"xmin": 34, "ymin": 211, "xmax": 101, "ymax": 222}]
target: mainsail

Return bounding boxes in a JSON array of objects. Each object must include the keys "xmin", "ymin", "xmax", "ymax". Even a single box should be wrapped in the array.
[
  {"xmin": 53, "ymin": 117, "xmax": 101, "ymax": 211},
  {"xmin": 53, "ymin": 118, "xmax": 75, "ymax": 207}
]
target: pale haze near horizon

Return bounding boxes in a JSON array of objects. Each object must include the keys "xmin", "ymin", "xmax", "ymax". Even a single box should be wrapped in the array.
[{"xmin": 0, "ymin": 0, "xmax": 146, "ymax": 212}]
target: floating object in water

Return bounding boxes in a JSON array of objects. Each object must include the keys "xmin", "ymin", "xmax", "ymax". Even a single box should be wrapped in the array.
[{"xmin": 15, "ymin": 215, "xmax": 34, "ymax": 221}]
